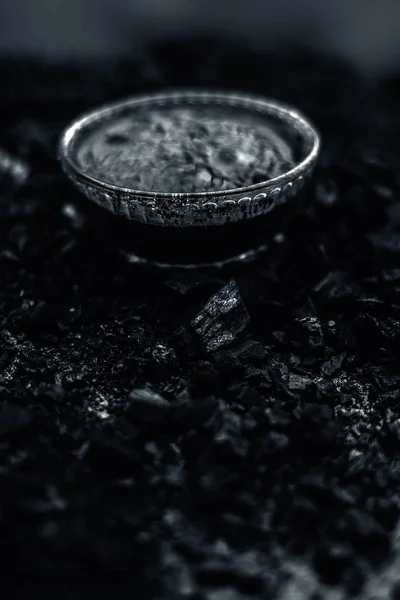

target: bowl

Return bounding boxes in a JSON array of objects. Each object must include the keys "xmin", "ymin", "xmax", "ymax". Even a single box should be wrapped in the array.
[{"xmin": 59, "ymin": 90, "xmax": 320, "ymax": 267}]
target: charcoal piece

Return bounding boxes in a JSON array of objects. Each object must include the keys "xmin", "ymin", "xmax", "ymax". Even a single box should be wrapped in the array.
[
  {"xmin": 232, "ymin": 551, "xmax": 264, "ymax": 594},
  {"xmin": 366, "ymin": 497, "xmax": 398, "ymax": 529},
  {"xmin": 164, "ymin": 272, "xmax": 224, "ymax": 296},
  {"xmin": 355, "ymin": 314, "xmax": 400, "ymax": 351},
  {"xmin": 196, "ymin": 466, "xmax": 242, "ymax": 506},
  {"xmin": 196, "ymin": 559, "xmax": 233, "ymax": 586},
  {"xmin": 295, "ymin": 403, "xmax": 338, "ymax": 448},
  {"xmin": 190, "ymin": 361, "xmax": 223, "ymax": 394},
  {"xmin": 314, "ymin": 177, "xmax": 339, "ymax": 207},
  {"xmin": 378, "ymin": 388, "xmax": 400, "ymax": 406},
  {"xmin": 0, "ymin": 403, "xmax": 32, "ymax": 435},
  {"xmin": 292, "ymin": 491, "xmax": 320, "ymax": 519},
  {"xmin": 128, "ymin": 388, "xmax": 170, "ymax": 422},
  {"xmin": 381, "ymin": 268, "xmax": 400, "ymax": 282},
  {"xmin": 230, "ymin": 383, "xmax": 265, "ymax": 408},
  {"xmin": 313, "ymin": 378, "xmax": 342, "ymax": 402},
  {"xmin": 242, "ymin": 414, "xmax": 257, "ymax": 433},
  {"xmin": 292, "ymin": 315, "xmax": 324, "ymax": 349},
  {"xmin": 168, "ymin": 395, "xmax": 220, "ymax": 430},
  {"xmin": 191, "ymin": 279, "xmax": 250, "ymax": 352},
  {"xmin": 358, "ymin": 147, "xmax": 397, "ymax": 187},
  {"xmin": 293, "ymin": 296, "xmax": 318, "ymax": 320},
  {"xmin": 211, "ymin": 409, "xmax": 249, "ymax": 460},
  {"xmin": 212, "ymin": 349, "xmax": 243, "ymax": 374},
  {"xmin": 264, "ymin": 405, "xmax": 292, "ymax": 430},
  {"xmin": 229, "ymin": 339, "xmax": 266, "ymax": 362},
  {"xmin": 287, "ymin": 371, "xmax": 314, "ymax": 391},
  {"xmin": 387, "ymin": 202, "xmax": 400, "ymax": 227},
  {"xmin": 151, "ymin": 341, "xmax": 177, "ymax": 365},
  {"xmin": 313, "ymin": 544, "xmax": 354, "ymax": 585},
  {"xmin": 84, "ymin": 435, "xmax": 139, "ymax": 476},
  {"xmin": 382, "ymin": 410, "xmax": 400, "ymax": 448},
  {"xmin": 320, "ymin": 352, "xmax": 347, "ymax": 376},
  {"xmin": 300, "ymin": 403, "xmax": 334, "ymax": 424},
  {"xmin": 343, "ymin": 508, "xmax": 388, "ymax": 550},
  {"xmin": 19, "ymin": 299, "xmax": 81, "ymax": 338},
  {"xmin": 368, "ymin": 232, "xmax": 400, "ymax": 254},
  {"xmin": 61, "ymin": 202, "xmax": 85, "ymax": 230},
  {"xmin": 0, "ymin": 147, "xmax": 29, "ymax": 188},
  {"xmin": 391, "ymin": 584, "xmax": 400, "ymax": 600},
  {"xmin": 267, "ymin": 359, "xmax": 290, "ymax": 383},
  {"xmin": 313, "ymin": 271, "xmax": 361, "ymax": 300},
  {"xmin": 261, "ymin": 431, "xmax": 290, "ymax": 454}
]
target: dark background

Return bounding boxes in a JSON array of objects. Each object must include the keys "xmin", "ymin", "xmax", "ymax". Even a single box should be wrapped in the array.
[
  {"xmin": 1, "ymin": 2, "xmax": 400, "ymax": 599},
  {"xmin": 0, "ymin": 0, "xmax": 400, "ymax": 75}
]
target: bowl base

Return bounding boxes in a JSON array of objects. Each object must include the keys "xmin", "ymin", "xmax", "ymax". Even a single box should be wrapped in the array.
[
  {"xmin": 119, "ymin": 241, "xmax": 269, "ymax": 270},
  {"xmin": 76, "ymin": 188, "xmax": 307, "ymax": 267}
]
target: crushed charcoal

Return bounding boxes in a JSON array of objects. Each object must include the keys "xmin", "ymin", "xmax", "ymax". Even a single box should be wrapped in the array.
[{"xmin": 1, "ymin": 43, "xmax": 400, "ymax": 599}]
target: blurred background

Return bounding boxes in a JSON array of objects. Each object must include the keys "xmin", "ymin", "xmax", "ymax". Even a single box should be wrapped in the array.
[{"xmin": 0, "ymin": 0, "xmax": 400, "ymax": 76}]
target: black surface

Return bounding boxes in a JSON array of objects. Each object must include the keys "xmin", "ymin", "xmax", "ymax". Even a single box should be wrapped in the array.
[{"xmin": 1, "ymin": 37, "xmax": 400, "ymax": 597}]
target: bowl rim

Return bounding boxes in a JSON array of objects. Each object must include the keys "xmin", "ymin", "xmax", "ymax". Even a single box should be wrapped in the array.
[{"xmin": 59, "ymin": 88, "xmax": 321, "ymax": 201}]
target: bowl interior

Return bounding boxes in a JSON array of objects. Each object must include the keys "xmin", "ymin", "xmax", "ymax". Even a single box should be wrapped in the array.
[{"xmin": 62, "ymin": 93, "xmax": 318, "ymax": 198}]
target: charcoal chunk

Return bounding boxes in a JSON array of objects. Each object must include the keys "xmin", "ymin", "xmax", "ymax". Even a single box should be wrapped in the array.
[
  {"xmin": 128, "ymin": 388, "xmax": 170, "ymax": 422},
  {"xmin": 191, "ymin": 279, "xmax": 250, "ymax": 352},
  {"xmin": 0, "ymin": 147, "xmax": 29, "ymax": 189},
  {"xmin": 313, "ymin": 271, "xmax": 361, "ymax": 300},
  {"xmin": 0, "ymin": 403, "xmax": 32, "ymax": 435},
  {"xmin": 314, "ymin": 544, "xmax": 353, "ymax": 584}
]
